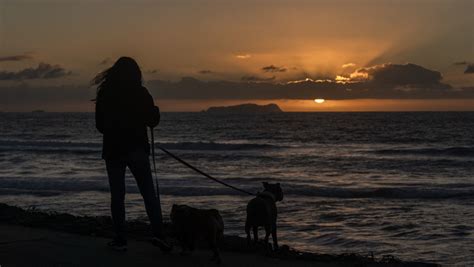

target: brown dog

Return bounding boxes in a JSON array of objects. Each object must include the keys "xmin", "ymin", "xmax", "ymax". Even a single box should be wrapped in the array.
[
  {"xmin": 245, "ymin": 182, "xmax": 283, "ymax": 250},
  {"xmin": 170, "ymin": 204, "xmax": 224, "ymax": 263}
]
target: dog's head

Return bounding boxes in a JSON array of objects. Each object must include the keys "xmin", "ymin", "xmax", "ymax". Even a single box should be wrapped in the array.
[
  {"xmin": 170, "ymin": 204, "xmax": 192, "ymax": 224},
  {"xmin": 262, "ymin": 182, "xmax": 284, "ymax": 202}
]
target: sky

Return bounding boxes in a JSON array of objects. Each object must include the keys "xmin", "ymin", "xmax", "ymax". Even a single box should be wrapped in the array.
[{"xmin": 0, "ymin": 0, "xmax": 473, "ymax": 112}]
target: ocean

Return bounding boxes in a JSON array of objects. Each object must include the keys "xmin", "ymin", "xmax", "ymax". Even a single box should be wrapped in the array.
[{"xmin": 0, "ymin": 112, "xmax": 473, "ymax": 266}]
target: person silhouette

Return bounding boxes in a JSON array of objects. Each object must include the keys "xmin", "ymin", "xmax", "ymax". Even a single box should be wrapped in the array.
[{"xmin": 93, "ymin": 57, "xmax": 171, "ymax": 252}]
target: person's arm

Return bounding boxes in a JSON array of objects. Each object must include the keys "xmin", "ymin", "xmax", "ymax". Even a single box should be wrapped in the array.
[
  {"xmin": 95, "ymin": 100, "xmax": 105, "ymax": 134},
  {"xmin": 143, "ymin": 90, "xmax": 160, "ymax": 128}
]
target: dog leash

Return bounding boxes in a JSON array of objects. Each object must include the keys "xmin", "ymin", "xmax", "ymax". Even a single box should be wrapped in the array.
[
  {"xmin": 149, "ymin": 127, "xmax": 255, "ymax": 196},
  {"xmin": 150, "ymin": 127, "xmax": 161, "ymax": 200}
]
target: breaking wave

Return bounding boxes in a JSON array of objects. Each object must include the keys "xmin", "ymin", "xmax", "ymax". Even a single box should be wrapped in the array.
[
  {"xmin": 373, "ymin": 146, "xmax": 474, "ymax": 158},
  {"xmin": 1, "ymin": 178, "xmax": 472, "ymax": 199},
  {"xmin": 0, "ymin": 140, "xmax": 281, "ymax": 154}
]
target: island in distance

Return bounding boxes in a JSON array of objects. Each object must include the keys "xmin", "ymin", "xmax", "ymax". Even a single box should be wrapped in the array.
[{"xmin": 204, "ymin": 103, "xmax": 283, "ymax": 114}]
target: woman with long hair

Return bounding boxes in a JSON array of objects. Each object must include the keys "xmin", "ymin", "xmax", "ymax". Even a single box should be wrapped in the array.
[{"xmin": 93, "ymin": 57, "xmax": 171, "ymax": 252}]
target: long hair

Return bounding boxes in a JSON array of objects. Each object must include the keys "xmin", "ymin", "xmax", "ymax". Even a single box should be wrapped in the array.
[{"xmin": 92, "ymin": 57, "xmax": 143, "ymax": 102}]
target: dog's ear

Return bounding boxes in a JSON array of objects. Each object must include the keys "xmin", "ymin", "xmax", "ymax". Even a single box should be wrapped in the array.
[
  {"xmin": 277, "ymin": 193, "xmax": 284, "ymax": 201},
  {"xmin": 262, "ymin": 182, "xmax": 269, "ymax": 189}
]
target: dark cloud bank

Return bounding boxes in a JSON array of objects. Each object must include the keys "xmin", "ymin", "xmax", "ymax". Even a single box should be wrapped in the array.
[
  {"xmin": 1, "ymin": 63, "xmax": 473, "ymax": 108},
  {"xmin": 0, "ymin": 84, "xmax": 94, "ymax": 107},
  {"xmin": 148, "ymin": 63, "xmax": 474, "ymax": 100},
  {"xmin": 241, "ymin": 75, "xmax": 276, "ymax": 82},
  {"xmin": 261, "ymin": 65, "xmax": 287, "ymax": 73},
  {"xmin": 0, "ymin": 63, "xmax": 72, "ymax": 80},
  {"xmin": 0, "ymin": 54, "xmax": 33, "ymax": 62},
  {"xmin": 198, "ymin": 70, "xmax": 213, "ymax": 74}
]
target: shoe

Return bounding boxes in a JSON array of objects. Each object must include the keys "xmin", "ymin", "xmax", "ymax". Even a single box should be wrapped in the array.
[
  {"xmin": 151, "ymin": 237, "xmax": 173, "ymax": 253},
  {"xmin": 107, "ymin": 239, "xmax": 127, "ymax": 252}
]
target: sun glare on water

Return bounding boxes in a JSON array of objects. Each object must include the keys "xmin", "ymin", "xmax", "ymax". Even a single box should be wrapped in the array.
[{"xmin": 314, "ymin": 99, "xmax": 325, "ymax": 104}]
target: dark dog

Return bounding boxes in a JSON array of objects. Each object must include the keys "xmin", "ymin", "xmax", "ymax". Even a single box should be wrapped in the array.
[
  {"xmin": 170, "ymin": 204, "xmax": 224, "ymax": 263},
  {"xmin": 245, "ymin": 182, "xmax": 283, "ymax": 250}
]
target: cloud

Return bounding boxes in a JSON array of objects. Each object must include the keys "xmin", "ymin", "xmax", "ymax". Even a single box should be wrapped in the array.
[
  {"xmin": 0, "ymin": 63, "xmax": 72, "ymax": 80},
  {"xmin": 1, "ymin": 63, "xmax": 472, "ymax": 110},
  {"xmin": 99, "ymin": 58, "xmax": 111, "ymax": 65},
  {"xmin": 261, "ymin": 65, "xmax": 287, "ymax": 73},
  {"xmin": 342, "ymin": 63, "xmax": 356, "ymax": 68},
  {"xmin": 198, "ymin": 70, "xmax": 213, "ymax": 74},
  {"xmin": 235, "ymin": 54, "xmax": 251, "ymax": 59},
  {"xmin": 464, "ymin": 64, "xmax": 474, "ymax": 74},
  {"xmin": 352, "ymin": 63, "xmax": 447, "ymax": 87},
  {"xmin": 146, "ymin": 63, "xmax": 470, "ymax": 100},
  {"xmin": 241, "ymin": 75, "xmax": 276, "ymax": 82},
  {"xmin": 0, "ymin": 84, "xmax": 94, "ymax": 110},
  {"xmin": 335, "ymin": 75, "xmax": 351, "ymax": 83},
  {"xmin": 348, "ymin": 70, "xmax": 368, "ymax": 81},
  {"xmin": 145, "ymin": 69, "xmax": 158, "ymax": 74},
  {"xmin": 0, "ymin": 53, "xmax": 33, "ymax": 62},
  {"xmin": 451, "ymin": 61, "xmax": 474, "ymax": 73}
]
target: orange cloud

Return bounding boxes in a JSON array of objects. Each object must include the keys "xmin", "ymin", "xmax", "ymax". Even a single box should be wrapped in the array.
[
  {"xmin": 342, "ymin": 63, "xmax": 356, "ymax": 68},
  {"xmin": 335, "ymin": 75, "xmax": 351, "ymax": 83},
  {"xmin": 235, "ymin": 54, "xmax": 251, "ymax": 59}
]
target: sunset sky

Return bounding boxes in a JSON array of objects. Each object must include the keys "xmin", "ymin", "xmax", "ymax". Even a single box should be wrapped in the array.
[{"xmin": 0, "ymin": 0, "xmax": 473, "ymax": 111}]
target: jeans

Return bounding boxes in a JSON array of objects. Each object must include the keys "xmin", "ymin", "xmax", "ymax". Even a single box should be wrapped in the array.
[{"xmin": 105, "ymin": 150, "xmax": 163, "ymax": 241}]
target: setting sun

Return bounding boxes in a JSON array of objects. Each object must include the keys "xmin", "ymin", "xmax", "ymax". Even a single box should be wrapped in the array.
[{"xmin": 314, "ymin": 99, "xmax": 325, "ymax": 104}]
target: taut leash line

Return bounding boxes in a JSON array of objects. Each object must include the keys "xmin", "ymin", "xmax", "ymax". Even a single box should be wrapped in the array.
[
  {"xmin": 149, "ymin": 127, "xmax": 254, "ymax": 196},
  {"xmin": 150, "ymin": 127, "xmax": 161, "ymax": 200},
  {"xmin": 157, "ymin": 145, "xmax": 255, "ymax": 196}
]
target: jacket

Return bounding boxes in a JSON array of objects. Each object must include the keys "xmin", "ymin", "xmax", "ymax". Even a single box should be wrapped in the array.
[{"xmin": 95, "ymin": 85, "xmax": 160, "ymax": 159}]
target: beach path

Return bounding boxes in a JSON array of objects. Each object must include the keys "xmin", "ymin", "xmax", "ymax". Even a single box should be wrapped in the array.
[{"xmin": 0, "ymin": 224, "xmax": 337, "ymax": 267}]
